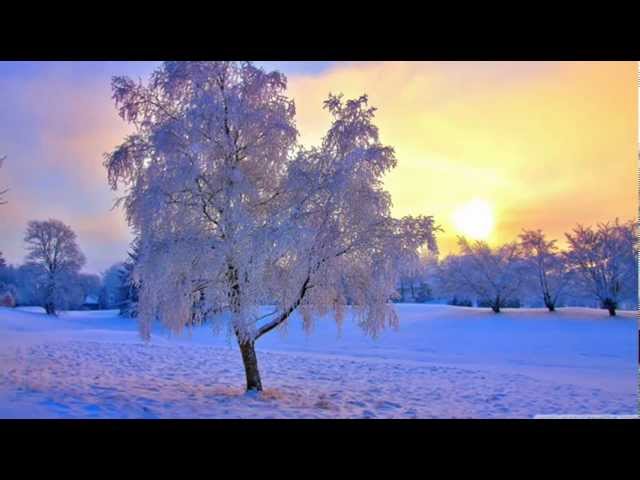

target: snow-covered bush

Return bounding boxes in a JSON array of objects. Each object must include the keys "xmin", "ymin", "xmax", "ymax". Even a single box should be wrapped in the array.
[{"xmin": 104, "ymin": 61, "xmax": 439, "ymax": 391}]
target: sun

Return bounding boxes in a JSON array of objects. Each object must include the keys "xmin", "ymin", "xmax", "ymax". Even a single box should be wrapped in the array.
[{"xmin": 452, "ymin": 198, "xmax": 495, "ymax": 240}]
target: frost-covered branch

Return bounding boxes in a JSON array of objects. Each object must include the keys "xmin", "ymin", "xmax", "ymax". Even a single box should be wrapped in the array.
[
  {"xmin": 518, "ymin": 229, "xmax": 571, "ymax": 311},
  {"xmin": 104, "ymin": 61, "xmax": 440, "ymax": 391},
  {"xmin": 437, "ymin": 237, "xmax": 526, "ymax": 313},
  {"xmin": 564, "ymin": 219, "xmax": 636, "ymax": 315}
]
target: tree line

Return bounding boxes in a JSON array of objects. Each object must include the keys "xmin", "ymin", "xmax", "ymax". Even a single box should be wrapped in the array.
[
  {"xmin": 396, "ymin": 220, "xmax": 637, "ymax": 316},
  {"xmin": 2, "ymin": 217, "xmax": 634, "ymax": 317},
  {"xmin": 0, "ymin": 219, "xmax": 139, "ymax": 315}
]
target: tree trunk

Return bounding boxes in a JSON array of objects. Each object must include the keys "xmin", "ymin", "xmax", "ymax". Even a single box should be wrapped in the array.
[
  {"xmin": 602, "ymin": 298, "xmax": 616, "ymax": 317},
  {"xmin": 45, "ymin": 302, "xmax": 56, "ymax": 316},
  {"xmin": 238, "ymin": 339, "xmax": 263, "ymax": 392},
  {"xmin": 543, "ymin": 293, "xmax": 555, "ymax": 312},
  {"xmin": 491, "ymin": 296, "xmax": 500, "ymax": 313},
  {"xmin": 227, "ymin": 264, "xmax": 263, "ymax": 392}
]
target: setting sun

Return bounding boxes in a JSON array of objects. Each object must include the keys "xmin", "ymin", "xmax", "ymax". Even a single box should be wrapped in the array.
[{"xmin": 452, "ymin": 198, "xmax": 495, "ymax": 240}]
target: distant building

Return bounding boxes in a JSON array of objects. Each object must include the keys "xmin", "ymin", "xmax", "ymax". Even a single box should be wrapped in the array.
[{"xmin": 81, "ymin": 294, "xmax": 100, "ymax": 310}]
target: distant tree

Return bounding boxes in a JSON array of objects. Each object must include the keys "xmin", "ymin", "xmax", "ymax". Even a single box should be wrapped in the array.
[
  {"xmin": 99, "ymin": 263, "xmax": 127, "ymax": 309},
  {"xmin": 437, "ymin": 237, "xmax": 526, "ymax": 313},
  {"xmin": 447, "ymin": 296, "xmax": 473, "ymax": 307},
  {"xmin": 565, "ymin": 219, "xmax": 636, "ymax": 316},
  {"xmin": 24, "ymin": 219, "xmax": 86, "ymax": 315},
  {"xmin": 397, "ymin": 249, "xmax": 437, "ymax": 303},
  {"xmin": 13, "ymin": 263, "xmax": 47, "ymax": 306},
  {"xmin": 119, "ymin": 241, "xmax": 140, "ymax": 317},
  {"xmin": 0, "ymin": 282, "xmax": 17, "ymax": 307},
  {"xmin": 104, "ymin": 61, "xmax": 439, "ymax": 392},
  {"xmin": 0, "ymin": 251, "xmax": 15, "ymax": 306},
  {"xmin": 77, "ymin": 273, "xmax": 102, "ymax": 303},
  {"xmin": 518, "ymin": 229, "xmax": 572, "ymax": 312},
  {"xmin": 0, "ymin": 155, "xmax": 7, "ymax": 205}
]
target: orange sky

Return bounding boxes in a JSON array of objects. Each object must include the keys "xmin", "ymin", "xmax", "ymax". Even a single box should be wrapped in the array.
[{"xmin": 285, "ymin": 61, "xmax": 637, "ymax": 255}]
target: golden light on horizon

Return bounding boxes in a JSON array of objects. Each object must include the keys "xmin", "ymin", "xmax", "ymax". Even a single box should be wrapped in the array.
[
  {"xmin": 283, "ymin": 61, "xmax": 635, "ymax": 257},
  {"xmin": 452, "ymin": 198, "xmax": 495, "ymax": 240}
]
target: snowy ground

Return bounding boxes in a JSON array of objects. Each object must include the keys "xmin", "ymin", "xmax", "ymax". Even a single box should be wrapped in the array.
[{"xmin": 0, "ymin": 304, "xmax": 637, "ymax": 418}]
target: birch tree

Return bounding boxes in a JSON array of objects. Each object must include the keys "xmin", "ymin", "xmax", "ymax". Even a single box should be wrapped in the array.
[{"xmin": 104, "ymin": 61, "xmax": 439, "ymax": 392}]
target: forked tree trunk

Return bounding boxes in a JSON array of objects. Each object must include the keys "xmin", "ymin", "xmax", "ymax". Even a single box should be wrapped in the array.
[
  {"xmin": 238, "ymin": 338, "xmax": 263, "ymax": 392},
  {"xmin": 543, "ymin": 293, "xmax": 555, "ymax": 312},
  {"xmin": 227, "ymin": 264, "xmax": 263, "ymax": 392},
  {"xmin": 544, "ymin": 299, "xmax": 555, "ymax": 312}
]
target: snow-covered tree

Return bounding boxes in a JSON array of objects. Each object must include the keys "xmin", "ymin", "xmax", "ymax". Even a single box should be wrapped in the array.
[
  {"xmin": 77, "ymin": 273, "xmax": 102, "ymax": 301},
  {"xmin": 99, "ymin": 262, "xmax": 127, "ymax": 309},
  {"xmin": 564, "ymin": 219, "xmax": 636, "ymax": 316},
  {"xmin": 0, "ymin": 155, "xmax": 8, "ymax": 205},
  {"xmin": 105, "ymin": 61, "xmax": 439, "ymax": 392},
  {"xmin": 0, "ymin": 252, "xmax": 16, "ymax": 307},
  {"xmin": 437, "ymin": 237, "xmax": 526, "ymax": 313},
  {"xmin": 397, "ymin": 248, "xmax": 438, "ymax": 303},
  {"xmin": 12, "ymin": 263, "xmax": 46, "ymax": 306},
  {"xmin": 119, "ymin": 241, "xmax": 140, "ymax": 317},
  {"xmin": 518, "ymin": 229, "xmax": 571, "ymax": 312},
  {"xmin": 24, "ymin": 219, "xmax": 86, "ymax": 315}
]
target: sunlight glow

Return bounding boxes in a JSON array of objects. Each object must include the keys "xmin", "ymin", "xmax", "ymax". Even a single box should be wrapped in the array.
[{"xmin": 452, "ymin": 198, "xmax": 495, "ymax": 240}]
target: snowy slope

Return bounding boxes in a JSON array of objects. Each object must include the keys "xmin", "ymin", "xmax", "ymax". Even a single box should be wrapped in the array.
[{"xmin": 0, "ymin": 305, "xmax": 636, "ymax": 418}]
